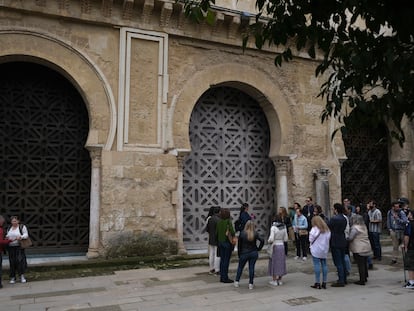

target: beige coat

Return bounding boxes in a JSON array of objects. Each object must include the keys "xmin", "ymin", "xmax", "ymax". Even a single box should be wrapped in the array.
[{"xmin": 349, "ymin": 224, "xmax": 372, "ymax": 256}]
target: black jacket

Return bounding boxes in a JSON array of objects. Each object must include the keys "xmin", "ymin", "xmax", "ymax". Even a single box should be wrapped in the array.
[{"xmin": 237, "ymin": 230, "xmax": 264, "ymax": 257}]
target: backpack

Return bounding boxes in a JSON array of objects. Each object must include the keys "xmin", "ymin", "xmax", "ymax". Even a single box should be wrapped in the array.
[{"xmin": 234, "ymin": 218, "xmax": 242, "ymax": 232}]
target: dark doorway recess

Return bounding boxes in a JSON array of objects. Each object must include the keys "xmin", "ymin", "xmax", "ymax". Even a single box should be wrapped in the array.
[{"xmin": 0, "ymin": 62, "xmax": 91, "ymax": 254}]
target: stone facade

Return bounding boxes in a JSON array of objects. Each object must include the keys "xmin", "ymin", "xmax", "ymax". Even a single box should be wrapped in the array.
[{"xmin": 0, "ymin": 0, "xmax": 412, "ymax": 257}]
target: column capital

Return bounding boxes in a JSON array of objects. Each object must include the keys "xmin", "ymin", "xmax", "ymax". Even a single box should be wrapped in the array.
[
  {"xmin": 313, "ymin": 168, "xmax": 330, "ymax": 181},
  {"xmin": 271, "ymin": 156, "xmax": 290, "ymax": 174},
  {"xmin": 176, "ymin": 149, "xmax": 190, "ymax": 172},
  {"xmin": 87, "ymin": 145, "xmax": 103, "ymax": 168},
  {"xmin": 392, "ymin": 160, "xmax": 410, "ymax": 173}
]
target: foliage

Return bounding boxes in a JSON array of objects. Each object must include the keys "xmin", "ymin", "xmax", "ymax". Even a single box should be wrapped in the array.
[
  {"xmin": 182, "ymin": 0, "xmax": 414, "ymax": 145},
  {"xmin": 105, "ymin": 231, "xmax": 178, "ymax": 258}
]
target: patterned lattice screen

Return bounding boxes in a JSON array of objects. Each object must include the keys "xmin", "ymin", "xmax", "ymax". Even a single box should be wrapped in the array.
[
  {"xmin": 0, "ymin": 62, "xmax": 91, "ymax": 254},
  {"xmin": 183, "ymin": 86, "xmax": 275, "ymax": 249},
  {"xmin": 341, "ymin": 126, "xmax": 390, "ymax": 213}
]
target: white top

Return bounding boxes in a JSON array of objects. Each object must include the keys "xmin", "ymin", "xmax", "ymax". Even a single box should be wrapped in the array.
[
  {"xmin": 6, "ymin": 225, "xmax": 29, "ymax": 247},
  {"xmin": 268, "ymin": 224, "xmax": 288, "ymax": 246},
  {"xmin": 309, "ymin": 227, "xmax": 331, "ymax": 259}
]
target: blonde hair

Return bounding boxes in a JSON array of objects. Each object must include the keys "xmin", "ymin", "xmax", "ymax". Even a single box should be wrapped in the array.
[
  {"xmin": 311, "ymin": 216, "xmax": 329, "ymax": 233},
  {"xmin": 244, "ymin": 220, "xmax": 255, "ymax": 241}
]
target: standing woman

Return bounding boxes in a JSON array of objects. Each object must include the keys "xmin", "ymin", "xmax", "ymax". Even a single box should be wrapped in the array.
[
  {"xmin": 309, "ymin": 215, "xmax": 331, "ymax": 289},
  {"xmin": 268, "ymin": 221, "xmax": 288, "ymax": 286},
  {"xmin": 236, "ymin": 203, "xmax": 251, "ymax": 232},
  {"xmin": 206, "ymin": 206, "xmax": 221, "ymax": 275},
  {"xmin": 293, "ymin": 208, "xmax": 308, "ymax": 260},
  {"xmin": 234, "ymin": 220, "xmax": 264, "ymax": 289},
  {"xmin": 6, "ymin": 216, "xmax": 29, "ymax": 283},
  {"xmin": 277, "ymin": 207, "xmax": 292, "ymax": 255},
  {"xmin": 216, "ymin": 208, "xmax": 235, "ymax": 283},
  {"xmin": 349, "ymin": 214, "xmax": 372, "ymax": 285}
]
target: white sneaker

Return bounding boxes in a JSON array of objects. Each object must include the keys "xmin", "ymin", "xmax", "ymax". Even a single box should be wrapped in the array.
[
  {"xmin": 21, "ymin": 276, "xmax": 27, "ymax": 283},
  {"xmin": 234, "ymin": 281, "xmax": 239, "ymax": 288},
  {"xmin": 404, "ymin": 282, "xmax": 414, "ymax": 289},
  {"xmin": 248, "ymin": 284, "xmax": 254, "ymax": 290},
  {"xmin": 269, "ymin": 280, "xmax": 278, "ymax": 286},
  {"xmin": 9, "ymin": 278, "xmax": 15, "ymax": 284},
  {"xmin": 277, "ymin": 280, "xmax": 283, "ymax": 286},
  {"xmin": 302, "ymin": 257, "xmax": 307, "ymax": 261},
  {"xmin": 294, "ymin": 256, "xmax": 299, "ymax": 260}
]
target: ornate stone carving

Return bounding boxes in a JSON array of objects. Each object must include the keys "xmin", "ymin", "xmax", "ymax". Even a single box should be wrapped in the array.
[
  {"xmin": 88, "ymin": 146, "xmax": 103, "ymax": 168},
  {"xmin": 102, "ymin": 0, "xmax": 113, "ymax": 18},
  {"xmin": 392, "ymin": 160, "xmax": 410, "ymax": 173},
  {"xmin": 313, "ymin": 168, "xmax": 330, "ymax": 181},
  {"xmin": 122, "ymin": 0, "xmax": 135, "ymax": 20},
  {"xmin": 142, "ymin": 0, "xmax": 155, "ymax": 24},
  {"xmin": 160, "ymin": 2, "xmax": 173, "ymax": 27},
  {"xmin": 81, "ymin": 0, "xmax": 91, "ymax": 14},
  {"xmin": 272, "ymin": 156, "xmax": 290, "ymax": 175}
]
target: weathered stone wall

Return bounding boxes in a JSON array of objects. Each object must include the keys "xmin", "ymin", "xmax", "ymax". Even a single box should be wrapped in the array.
[
  {"xmin": 0, "ymin": 0, "xmax": 412, "ymax": 256},
  {"xmin": 100, "ymin": 151, "xmax": 178, "ymax": 249}
]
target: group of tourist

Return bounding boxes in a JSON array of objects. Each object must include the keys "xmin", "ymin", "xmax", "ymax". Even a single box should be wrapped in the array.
[
  {"xmin": 206, "ymin": 197, "xmax": 414, "ymax": 290},
  {"xmin": 0, "ymin": 215, "xmax": 30, "ymax": 288}
]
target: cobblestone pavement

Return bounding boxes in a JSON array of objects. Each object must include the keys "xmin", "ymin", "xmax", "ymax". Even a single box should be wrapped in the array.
[{"xmin": 0, "ymin": 246, "xmax": 413, "ymax": 311}]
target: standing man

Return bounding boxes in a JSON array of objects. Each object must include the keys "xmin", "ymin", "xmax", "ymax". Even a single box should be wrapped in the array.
[
  {"xmin": 343, "ymin": 198, "xmax": 356, "ymax": 214},
  {"xmin": 302, "ymin": 197, "xmax": 314, "ymax": 230},
  {"xmin": 328, "ymin": 203, "xmax": 348, "ymax": 287},
  {"xmin": 387, "ymin": 201, "xmax": 408, "ymax": 264},
  {"xmin": 0, "ymin": 215, "xmax": 11, "ymax": 289},
  {"xmin": 367, "ymin": 200, "xmax": 382, "ymax": 261},
  {"xmin": 403, "ymin": 209, "xmax": 414, "ymax": 289}
]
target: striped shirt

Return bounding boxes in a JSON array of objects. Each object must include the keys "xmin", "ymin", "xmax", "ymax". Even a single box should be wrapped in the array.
[{"xmin": 368, "ymin": 208, "xmax": 382, "ymax": 233}]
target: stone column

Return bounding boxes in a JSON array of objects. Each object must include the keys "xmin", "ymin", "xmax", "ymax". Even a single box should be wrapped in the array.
[
  {"xmin": 176, "ymin": 151, "xmax": 188, "ymax": 254},
  {"xmin": 86, "ymin": 146, "xmax": 102, "ymax": 258},
  {"xmin": 392, "ymin": 161, "xmax": 410, "ymax": 198},
  {"xmin": 313, "ymin": 168, "xmax": 331, "ymax": 218},
  {"xmin": 272, "ymin": 156, "xmax": 290, "ymax": 210}
]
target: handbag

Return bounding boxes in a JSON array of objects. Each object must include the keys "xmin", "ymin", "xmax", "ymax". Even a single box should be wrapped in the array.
[
  {"xmin": 20, "ymin": 237, "xmax": 33, "ymax": 249},
  {"xmin": 226, "ymin": 221, "xmax": 237, "ymax": 246},
  {"xmin": 299, "ymin": 229, "xmax": 308, "ymax": 236},
  {"xmin": 226, "ymin": 229, "xmax": 237, "ymax": 245}
]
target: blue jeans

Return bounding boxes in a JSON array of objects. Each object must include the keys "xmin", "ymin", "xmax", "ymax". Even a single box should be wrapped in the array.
[
  {"xmin": 218, "ymin": 241, "xmax": 232, "ymax": 281},
  {"xmin": 235, "ymin": 250, "xmax": 258, "ymax": 284},
  {"xmin": 331, "ymin": 246, "xmax": 347, "ymax": 284},
  {"xmin": 312, "ymin": 256, "xmax": 328, "ymax": 283},
  {"xmin": 368, "ymin": 232, "xmax": 382, "ymax": 259}
]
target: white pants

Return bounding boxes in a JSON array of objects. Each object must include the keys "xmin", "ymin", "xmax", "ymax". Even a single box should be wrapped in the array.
[{"xmin": 208, "ymin": 244, "xmax": 220, "ymax": 272}]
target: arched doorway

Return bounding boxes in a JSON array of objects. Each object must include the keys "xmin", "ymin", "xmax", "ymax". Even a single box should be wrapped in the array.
[
  {"xmin": 183, "ymin": 86, "xmax": 275, "ymax": 250},
  {"xmin": 0, "ymin": 61, "xmax": 91, "ymax": 254},
  {"xmin": 341, "ymin": 126, "xmax": 391, "ymax": 213}
]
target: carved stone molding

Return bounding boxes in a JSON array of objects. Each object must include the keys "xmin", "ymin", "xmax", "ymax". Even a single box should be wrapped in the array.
[
  {"xmin": 392, "ymin": 160, "xmax": 410, "ymax": 173},
  {"xmin": 0, "ymin": 0, "xmax": 258, "ymax": 50}
]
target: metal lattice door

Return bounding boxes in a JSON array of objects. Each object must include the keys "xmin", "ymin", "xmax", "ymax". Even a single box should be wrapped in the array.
[
  {"xmin": 341, "ymin": 126, "xmax": 390, "ymax": 212},
  {"xmin": 0, "ymin": 62, "xmax": 91, "ymax": 254},
  {"xmin": 183, "ymin": 86, "xmax": 275, "ymax": 249}
]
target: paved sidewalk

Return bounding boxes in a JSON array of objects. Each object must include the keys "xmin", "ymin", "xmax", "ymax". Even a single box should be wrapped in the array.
[{"xmin": 0, "ymin": 248, "xmax": 413, "ymax": 311}]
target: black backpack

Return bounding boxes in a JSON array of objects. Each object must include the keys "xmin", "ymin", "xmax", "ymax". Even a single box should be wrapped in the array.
[{"xmin": 234, "ymin": 218, "xmax": 242, "ymax": 232}]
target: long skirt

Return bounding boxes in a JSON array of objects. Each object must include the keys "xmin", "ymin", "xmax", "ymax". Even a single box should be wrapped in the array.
[{"xmin": 268, "ymin": 244, "xmax": 287, "ymax": 277}]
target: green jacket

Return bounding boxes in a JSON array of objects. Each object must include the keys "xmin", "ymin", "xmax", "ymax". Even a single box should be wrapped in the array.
[{"xmin": 216, "ymin": 218, "xmax": 235, "ymax": 243}]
